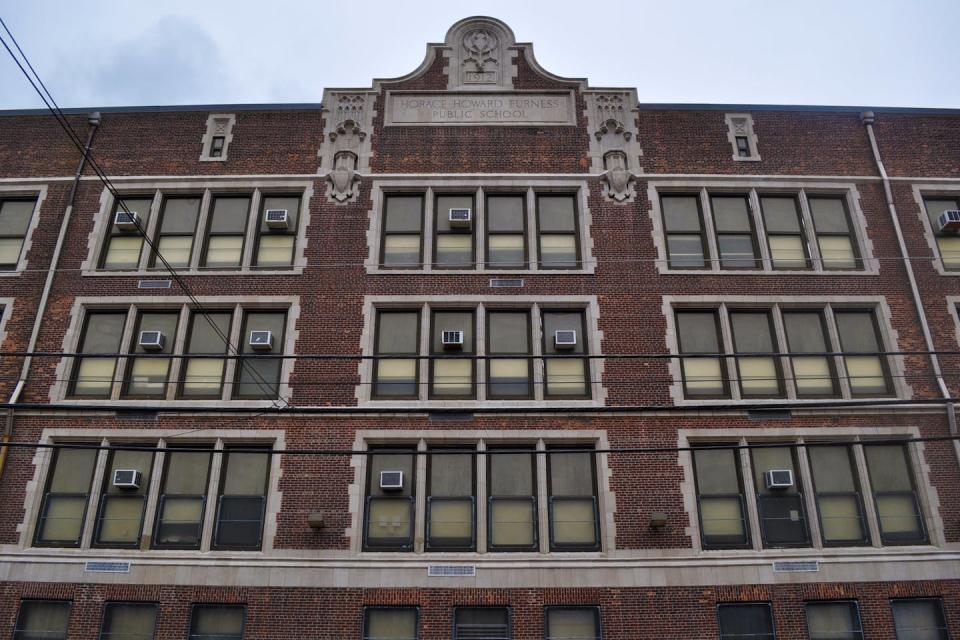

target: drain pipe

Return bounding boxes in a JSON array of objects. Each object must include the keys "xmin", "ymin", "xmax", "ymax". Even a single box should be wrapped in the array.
[{"xmin": 861, "ymin": 111, "xmax": 959, "ymax": 463}]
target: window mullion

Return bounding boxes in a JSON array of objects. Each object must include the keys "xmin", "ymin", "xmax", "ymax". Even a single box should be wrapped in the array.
[
  {"xmin": 199, "ymin": 438, "xmax": 224, "ymax": 551},
  {"xmin": 526, "ymin": 187, "xmax": 538, "ymax": 271},
  {"xmin": 476, "ymin": 304, "xmax": 487, "ymax": 401},
  {"xmin": 140, "ymin": 438, "xmax": 165, "ymax": 550},
  {"xmin": 241, "ymin": 190, "xmax": 262, "ymax": 269},
  {"xmin": 852, "ymin": 441, "xmax": 883, "ymax": 548},
  {"xmin": 190, "ymin": 190, "xmax": 212, "ymax": 271},
  {"xmin": 797, "ymin": 189, "xmax": 824, "ymax": 270},
  {"xmin": 794, "ymin": 438, "xmax": 823, "ymax": 549},
  {"xmin": 770, "ymin": 307, "xmax": 796, "ymax": 400},
  {"xmin": 822, "ymin": 305, "xmax": 853, "ymax": 399},
  {"xmin": 423, "ymin": 187, "xmax": 435, "ymax": 272},
  {"xmin": 418, "ymin": 304, "xmax": 430, "ymax": 401},
  {"xmin": 531, "ymin": 305, "xmax": 545, "ymax": 401},
  {"xmin": 165, "ymin": 306, "xmax": 191, "ymax": 400},
  {"xmin": 414, "ymin": 439, "xmax": 428, "ymax": 553},
  {"xmin": 220, "ymin": 306, "xmax": 243, "ymax": 401},
  {"xmin": 535, "ymin": 438, "xmax": 549, "ymax": 553},
  {"xmin": 79, "ymin": 437, "xmax": 111, "ymax": 549},
  {"xmin": 111, "ymin": 306, "xmax": 139, "ymax": 400},
  {"xmin": 738, "ymin": 438, "xmax": 762, "ymax": 550},
  {"xmin": 700, "ymin": 188, "xmax": 720, "ymax": 272},
  {"xmin": 476, "ymin": 440, "xmax": 488, "ymax": 553},
  {"xmin": 137, "ymin": 191, "xmax": 163, "ymax": 271},
  {"xmin": 717, "ymin": 305, "xmax": 741, "ymax": 401},
  {"xmin": 749, "ymin": 189, "xmax": 772, "ymax": 271},
  {"xmin": 475, "ymin": 187, "xmax": 485, "ymax": 271}
]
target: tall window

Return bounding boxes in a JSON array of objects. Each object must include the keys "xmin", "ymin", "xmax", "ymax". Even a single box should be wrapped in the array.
[
  {"xmin": 711, "ymin": 194, "xmax": 758, "ymax": 269},
  {"xmin": 537, "ymin": 194, "xmax": 579, "ymax": 269},
  {"xmin": 809, "ymin": 196, "xmax": 859, "ymax": 269},
  {"xmin": 730, "ymin": 310, "xmax": 783, "ymax": 398},
  {"xmin": 547, "ymin": 447, "xmax": 600, "ymax": 551},
  {"xmin": 34, "ymin": 446, "xmax": 98, "ymax": 546},
  {"xmin": 675, "ymin": 310, "xmax": 727, "ymax": 398},
  {"xmin": 718, "ymin": 603, "xmax": 775, "ymax": 640},
  {"xmin": 0, "ymin": 198, "xmax": 35, "ymax": 269},
  {"xmin": 381, "ymin": 195, "xmax": 423, "ymax": 268},
  {"xmin": 93, "ymin": 447, "xmax": 155, "ymax": 548},
  {"xmin": 426, "ymin": 447, "xmax": 475, "ymax": 550},
  {"xmin": 123, "ymin": 311, "xmax": 180, "ymax": 398},
  {"xmin": 180, "ymin": 311, "xmax": 232, "ymax": 398},
  {"xmin": 750, "ymin": 445, "xmax": 810, "ymax": 547},
  {"xmin": 454, "ymin": 608, "xmax": 510, "ymax": 640},
  {"xmin": 152, "ymin": 447, "xmax": 213, "ymax": 549},
  {"xmin": 760, "ymin": 196, "xmax": 809, "ymax": 269},
  {"xmin": 693, "ymin": 446, "xmax": 750, "ymax": 549},
  {"xmin": 486, "ymin": 310, "xmax": 532, "ymax": 398},
  {"xmin": 542, "ymin": 310, "xmax": 589, "ymax": 398},
  {"xmin": 487, "ymin": 448, "xmax": 537, "ymax": 551},
  {"xmin": 373, "ymin": 310, "xmax": 420, "ymax": 398},
  {"xmin": 430, "ymin": 310, "xmax": 475, "ymax": 398},
  {"xmin": 233, "ymin": 310, "xmax": 286, "ymax": 399},
  {"xmin": 202, "ymin": 196, "xmax": 250, "ymax": 269},
  {"xmin": 254, "ymin": 195, "xmax": 300, "ymax": 267},
  {"xmin": 363, "ymin": 608, "xmax": 419, "ymax": 640},
  {"xmin": 864, "ymin": 444, "xmax": 926, "ymax": 544},
  {"xmin": 545, "ymin": 607, "xmax": 601, "ymax": 640},
  {"xmin": 434, "ymin": 193, "xmax": 474, "ymax": 268},
  {"xmin": 486, "ymin": 194, "xmax": 526, "ymax": 269},
  {"xmin": 661, "ymin": 194, "xmax": 707, "ymax": 269},
  {"xmin": 807, "ymin": 445, "xmax": 869, "ymax": 546},
  {"xmin": 13, "ymin": 601, "xmax": 71, "ymax": 640},
  {"xmin": 213, "ymin": 447, "xmax": 270, "ymax": 550},
  {"xmin": 150, "ymin": 196, "xmax": 200, "ymax": 268},
  {"xmin": 99, "ymin": 603, "xmax": 158, "ymax": 640},
  {"xmin": 782, "ymin": 311, "xmax": 838, "ymax": 397},
  {"xmin": 101, "ymin": 197, "xmax": 153, "ymax": 269},
  {"xmin": 71, "ymin": 311, "xmax": 127, "ymax": 397},
  {"xmin": 805, "ymin": 601, "xmax": 863, "ymax": 640},
  {"xmin": 891, "ymin": 599, "xmax": 949, "ymax": 640},
  {"xmin": 188, "ymin": 605, "xmax": 245, "ymax": 640},
  {"xmin": 921, "ymin": 196, "xmax": 960, "ymax": 270},
  {"xmin": 364, "ymin": 447, "xmax": 416, "ymax": 551},
  {"xmin": 834, "ymin": 310, "xmax": 892, "ymax": 396}
]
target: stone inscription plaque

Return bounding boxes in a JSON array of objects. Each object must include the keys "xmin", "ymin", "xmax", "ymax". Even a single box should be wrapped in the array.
[{"xmin": 387, "ymin": 92, "xmax": 574, "ymax": 126}]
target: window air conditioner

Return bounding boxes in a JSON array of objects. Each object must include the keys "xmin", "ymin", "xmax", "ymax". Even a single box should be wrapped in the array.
[
  {"xmin": 554, "ymin": 330, "xmax": 578, "ymax": 350},
  {"xmin": 137, "ymin": 330, "xmax": 165, "ymax": 351},
  {"xmin": 249, "ymin": 330, "xmax": 274, "ymax": 351},
  {"xmin": 441, "ymin": 330, "xmax": 464, "ymax": 349},
  {"xmin": 449, "ymin": 208, "xmax": 472, "ymax": 229},
  {"xmin": 937, "ymin": 209, "xmax": 960, "ymax": 232},
  {"xmin": 112, "ymin": 469, "xmax": 142, "ymax": 490},
  {"xmin": 379, "ymin": 470, "xmax": 404, "ymax": 490},
  {"xmin": 114, "ymin": 210, "xmax": 139, "ymax": 231},
  {"xmin": 264, "ymin": 209, "xmax": 290, "ymax": 229},
  {"xmin": 763, "ymin": 469, "xmax": 794, "ymax": 490}
]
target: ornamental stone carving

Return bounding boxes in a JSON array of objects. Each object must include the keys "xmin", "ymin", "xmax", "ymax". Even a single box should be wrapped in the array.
[
  {"xmin": 601, "ymin": 151, "xmax": 636, "ymax": 203},
  {"xmin": 584, "ymin": 91, "xmax": 643, "ymax": 177},
  {"xmin": 461, "ymin": 28, "xmax": 500, "ymax": 85},
  {"xmin": 443, "ymin": 17, "xmax": 517, "ymax": 90},
  {"xmin": 318, "ymin": 92, "xmax": 375, "ymax": 200},
  {"xmin": 327, "ymin": 151, "xmax": 359, "ymax": 203}
]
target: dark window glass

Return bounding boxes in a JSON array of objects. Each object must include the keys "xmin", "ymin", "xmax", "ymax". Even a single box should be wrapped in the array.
[
  {"xmin": 537, "ymin": 194, "xmax": 579, "ymax": 269},
  {"xmin": 213, "ymin": 447, "xmax": 270, "ymax": 550},
  {"xmin": 233, "ymin": 310, "xmax": 286, "ymax": 399},
  {"xmin": 693, "ymin": 446, "xmax": 749, "ymax": 549},
  {"xmin": 736, "ymin": 136, "xmax": 751, "ymax": 158},
  {"xmin": 254, "ymin": 194, "xmax": 299, "ymax": 267},
  {"xmin": 454, "ymin": 608, "xmax": 510, "ymax": 640},
  {"xmin": 363, "ymin": 608, "xmax": 419, "ymax": 640},
  {"xmin": 374, "ymin": 310, "xmax": 420, "ymax": 398},
  {"xmin": 718, "ymin": 603, "xmax": 775, "ymax": 640},
  {"xmin": 487, "ymin": 310, "xmax": 532, "ymax": 398},
  {"xmin": 782, "ymin": 311, "xmax": 838, "ymax": 397},
  {"xmin": 808, "ymin": 445, "xmax": 869, "ymax": 546},
  {"xmin": 202, "ymin": 196, "xmax": 250, "ymax": 269},
  {"xmin": 152, "ymin": 447, "xmax": 212, "ymax": 549},
  {"xmin": 662, "ymin": 195, "xmax": 706, "ymax": 268},
  {"xmin": 675, "ymin": 310, "xmax": 727, "ymax": 398},
  {"xmin": 150, "ymin": 196, "xmax": 200, "ymax": 268},
  {"xmin": 548, "ymin": 447, "xmax": 599, "ymax": 551},
  {"xmin": 180, "ymin": 311, "xmax": 232, "ymax": 398},
  {"xmin": 0, "ymin": 198, "xmax": 35, "ymax": 269},
  {"xmin": 711, "ymin": 195, "xmax": 759, "ymax": 269},
  {"xmin": 545, "ymin": 607, "xmax": 601, "ymax": 640},
  {"xmin": 806, "ymin": 601, "xmax": 864, "ymax": 640},
  {"xmin": 364, "ymin": 448, "xmax": 415, "ymax": 550},
  {"xmin": 430, "ymin": 310, "xmax": 475, "ymax": 398},
  {"xmin": 760, "ymin": 196, "xmax": 809, "ymax": 269},
  {"xmin": 101, "ymin": 197, "xmax": 152, "ymax": 269},
  {"xmin": 71, "ymin": 311, "xmax": 127, "ymax": 398},
  {"xmin": 750, "ymin": 445, "xmax": 810, "ymax": 547},
  {"xmin": 434, "ymin": 194, "xmax": 474, "ymax": 269},
  {"xmin": 923, "ymin": 197, "xmax": 960, "ymax": 270},
  {"xmin": 382, "ymin": 195, "xmax": 423, "ymax": 268},
  {"xmin": 486, "ymin": 194, "xmax": 526, "ymax": 269},
  {"xmin": 188, "ymin": 605, "xmax": 244, "ymax": 640},
  {"xmin": 730, "ymin": 311, "xmax": 783, "ymax": 397},
  {"xmin": 487, "ymin": 448, "xmax": 537, "ymax": 551},
  {"xmin": 94, "ymin": 448, "xmax": 155, "ymax": 548},
  {"xmin": 892, "ymin": 599, "xmax": 949, "ymax": 640},
  {"xmin": 834, "ymin": 310, "xmax": 892, "ymax": 396},
  {"xmin": 123, "ymin": 311, "xmax": 180, "ymax": 398},
  {"xmin": 13, "ymin": 601, "xmax": 71, "ymax": 640},
  {"xmin": 809, "ymin": 196, "xmax": 860, "ymax": 270},
  {"xmin": 35, "ymin": 446, "xmax": 98, "ymax": 546},
  {"xmin": 864, "ymin": 444, "xmax": 926, "ymax": 544},
  {"xmin": 210, "ymin": 136, "xmax": 225, "ymax": 157},
  {"xmin": 426, "ymin": 447, "xmax": 475, "ymax": 550},
  {"xmin": 542, "ymin": 310, "xmax": 589, "ymax": 398},
  {"xmin": 100, "ymin": 603, "xmax": 158, "ymax": 640}
]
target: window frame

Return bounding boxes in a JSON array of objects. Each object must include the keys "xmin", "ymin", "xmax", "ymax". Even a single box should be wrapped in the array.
[
  {"xmin": 541, "ymin": 308, "xmax": 591, "ymax": 400},
  {"xmin": 692, "ymin": 444, "xmax": 752, "ymax": 550},
  {"xmin": 485, "ymin": 192, "xmax": 529, "ymax": 270},
  {"xmin": 710, "ymin": 193, "xmax": 761, "ymax": 270},
  {"xmin": 428, "ymin": 308, "xmax": 477, "ymax": 400},
  {"xmin": 535, "ymin": 192, "xmax": 582, "ymax": 270},
  {"xmin": 0, "ymin": 196, "xmax": 39, "ymax": 271},
  {"xmin": 187, "ymin": 604, "xmax": 246, "ymax": 640},
  {"xmin": 211, "ymin": 445, "xmax": 271, "ymax": 551},
  {"xmin": 148, "ymin": 194, "xmax": 202, "ymax": 269},
  {"xmin": 91, "ymin": 444, "xmax": 156, "ymax": 549},
  {"xmin": 99, "ymin": 601, "xmax": 159, "ymax": 640},
  {"xmin": 362, "ymin": 445, "xmax": 417, "ymax": 552},
  {"xmin": 14, "ymin": 600, "xmax": 72, "ymax": 640},
  {"xmin": 749, "ymin": 444, "xmax": 812, "ymax": 549},
  {"xmin": 919, "ymin": 192, "xmax": 960, "ymax": 274},
  {"xmin": 453, "ymin": 606, "xmax": 512, "ymax": 640},
  {"xmin": 33, "ymin": 444, "xmax": 99, "ymax": 548},
  {"xmin": 485, "ymin": 309, "xmax": 534, "ymax": 400},
  {"xmin": 891, "ymin": 597, "xmax": 951, "ymax": 640},
  {"xmin": 362, "ymin": 606, "xmax": 420, "ymax": 640},
  {"xmin": 546, "ymin": 445, "xmax": 601, "ymax": 552},
  {"xmin": 807, "ymin": 443, "xmax": 871, "ymax": 547},
  {"xmin": 372, "ymin": 309, "xmax": 422, "ymax": 401},
  {"xmin": 675, "ymin": 309, "xmax": 729, "ymax": 400},
  {"xmin": 425, "ymin": 445, "xmax": 477, "ymax": 551},
  {"xmin": 717, "ymin": 602, "xmax": 776, "ymax": 640},
  {"xmin": 660, "ymin": 192, "xmax": 710, "ymax": 271},
  {"xmin": 151, "ymin": 445, "xmax": 214, "ymax": 551},
  {"xmin": 231, "ymin": 309, "xmax": 288, "ymax": 400},
  {"xmin": 544, "ymin": 606, "xmax": 602, "ymax": 640},
  {"xmin": 200, "ymin": 193, "xmax": 252, "ymax": 270},
  {"xmin": 380, "ymin": 193, "xmax": 425, "ymax": 270},
  {"xmin": 120, "ymin": 309, "xmax": 181, "ymax": 400},
  {"xmin": 808, "ymin": 194, "xmax": 863, "ymax": 271},
  {"xmin": 804, "ymin": 600, "xmax": 864, "ymax": 640},
  {"xmin": 486, "ymin": 446, "xmax": 539, "ymax": 552},
  {"xmin": 863, "ymin": 442, "xmax": 929, "ymax": 545},
  {"xmin": 251, "ymin": 192, "xmax": 302, "ymax": 269},
  {"xmin": 432, "ymin": 192, "xmax": 476, "ymax": 270},
  {"xmin": 68, "ymin": 309, "xmax": 129, "ymax": 399}
]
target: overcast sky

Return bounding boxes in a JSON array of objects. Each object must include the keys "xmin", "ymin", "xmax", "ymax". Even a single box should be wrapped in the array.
[{"xmin": 1, "ymin": 0, "xmax": 957, "ymax": 111}]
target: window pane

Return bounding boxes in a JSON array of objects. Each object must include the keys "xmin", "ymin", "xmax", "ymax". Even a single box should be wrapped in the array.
[
  {"xmin": 752, "ymin": 446, "xmax": 809, "ymax": 547},
  {"xmin": 835, "ymin": 311, "xmax": 889, "ymax": 395},
  {"xmin": 455, "ymin": 608, "xmax": 510, "ymax": 640},
  {"xmin": 545, "ymin": 358, "xmax": 587, "ymax": 396},
  {"xmin": 768, "ymin": 235, "xmax": 807, "ymax": 269},
  {"xmin": 864, "ymin": 444, "xmax": 924, "ymax": 543},
  {"xmin": 718, "ymin": 604, "xmax": 774, "ymax": 640},
  {"xmin": 488, "ymin": 195, "xmax": 525, "ymax": 231},
  {"xmin": 435, "ymin": 235, "xmax": 473, "ymax": 268},
  {"xmin": 892, "ymin": 599, "xmax": 949, "ymax": 640},
  {"xmin": 490, "ymin": 451, "xmax": 534, "ymax": 496},
  {"xmin": 100, "ymin": 603, "xmax": 158, "ymax": 640},
  {"xmin": 694, "ymin": 448, "xmax": 748, "ymax": 547},
  {"xmin": 369, "ymin": 450, "xmax": 414, "ymax": 497},
  {"xmin": 383, "ymin": 235, "xmax": 421, "ymax": 267},
  {"xmin": 662, "ymin": 195, "xmax": 702, "ymax": 232},
  {"xmin": 677, "ymin": 311, "xmax": 724, "ymax": 396},
  {"xmin": 667, "ymin": 235, "xmax": 706, "ymax": 268},
  {"xmin": 256, "ymin": 235, "xmax": 294, "ymax": 266},
  {"xmin": 0, "ymin": 237, "xmax": 25, "ymax": 266},
  {"xmin": 489, "ymin": 450, "xmax": 537, "ymax": 549},
  {"xmin": 112, "ymin": 198, "xmax": 153, "ymax": 230},
  {"xmin": 104, "ymin": 236, "xmax": 144, "ymax": 269},
  {"xmin": 159, "ymin": 197, "xmax": 200, "ymax": 234},
  {"xmin": 717, "ymin": 235, "xmax": 757, "ymax": 268},
  {"xmin": 810, "ymin": 197, "xmax": 851, "ymax": 233},
  {"xmin": 808, "ymin": 446, "xmax": 866, "ymax": 544},
  {"xmin": 550, "ymin": 450, "xmax": 594, "ymax": 496},
  {"xmin": 936, "ymin": 236, "xmax": 960, "ymax": 268},
  {"xmin": 806, "ymin": 602, "xmax": 862, "ymax": 640},
  {"xmin": 731, "ymin": 312, "xmax": 780, "ymax": 396},
  {"xmin": 37, "ymin": 447, "xmax": 97, "ymax": 545},
  {"xmin": 95, "ymin": 448, "xmax": 154, "ymax": 546},
  {"xmin": 209, "ymin": 197, "xmax": 250, "ymax": 233},
  {"xmin": 14, "ymin": 601, "xmax": 71, "ymax": 640},
  {"xmin": 384, "ymin": 195, "xmax": 423, "ymax": 232},
  {"xmin": 259, "ymin": 195, "xmax": 299, "ymax": 232},
  {"xmin": 378, "ymin": 311, "xmax": 419, "ymax": 353},
  {"xmin": 539, "ymin": 234, "xmax": 578, "ymax": 268},
  {"xmin": 189, "ymin": 606, "xmax": 244, "ymax": 640},
  {"xmin": 712, "ymin": 196, "xmax": 752, "ymax": 232},
  {"xmin": 924, "ymin": 197, "xmax": 960, "ymax": 229},
  {"xmin": 154, "ymin": 449, "xmax": 211, "ymax": 548},
  {"xmin": 204, "ymin": 236, "xmax": 243, "ymax": 268},
  {"xmin": 543, "ymin": 312, "xmax": 585, "ymax": 355},
  {"xmin": 0, "ymin": 200, "xmax": 35, "ymax": 235},
  {"xmin": 430, "ymin": 451, "xmax": 473, "ymax": 496},
  {"xmin": 538, "ymin": 195, "xmax": 576, "ymax": 231},
  {"xmin": 487, "ymin": 234, "xmax": 525, "ymax": 268},
  {"xmin": 155, "ymin": 235, "xmax": 193, "ymax": 267},
  {"xmin": 818, "ymin": 235, "xmax": 856, "ymax": 269},
  {"xmin": 761, "ymin": 196, "xmax": 802, "ymax": 233},
  {"xmin": 546, "ymin": 608, "xmax": 600, "ymax": 640},
  {"xmin": 367, "ymin": 497, "xmax": 414, "ymax": 547},
  {"xmin": 234, "ymin": 311, "xmax": 285, "ymax": 398},
  {"xmin": 185, "ymin": 312, "xmax": 232, "ymax": 356},
  {"xmin": 364, "ymin": 608, "xmax": 418, "ymax": 640},
  {"xmin": 49, "ymin": 447, "xmax": 98, "ymax": 492}
]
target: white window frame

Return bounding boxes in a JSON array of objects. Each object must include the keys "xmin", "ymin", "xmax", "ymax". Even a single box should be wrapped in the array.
[{"xmin": 648, "ymin": 179, "xmax": 876, "ymax": 275}]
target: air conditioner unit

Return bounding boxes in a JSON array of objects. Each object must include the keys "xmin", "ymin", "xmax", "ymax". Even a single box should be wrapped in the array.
[
  {"xmin": 764, "ymin": 469, "xmax": 794, "ymax": 490},
  {"xmin": 379, "ymin": 470, "xmax": 404, "ymax": 490},
  {"xmin": 449, "ymin": 208, "xmax": 472, "ymax": 229},
  {"xmin": 114, "ymin": 210, "xmax": 139, "ymax": 231},
  {"xmin": 249, "ymin": 330, "xmax": 274, "ymax": 351},
  {"xmin": 264, "ymin": 209, "xmax": 289, "ymax": 229},
  {"xmin": 137, "ymin": 330, "xmax": 165, "ymax": 351},
  {"xmin": 937, "ymin": 209, "xmax": 960, "ymax": 232},
  {"xmin": 112, "ymin": 469, "xmax": 141, "ymax": 490},
  {"xmin": 554, "ymin": 330, "xmax": 578, "ymax": 350},
  {"xmin": 441, "ymin": 330, "xmax": 464, "ymax": 349}
]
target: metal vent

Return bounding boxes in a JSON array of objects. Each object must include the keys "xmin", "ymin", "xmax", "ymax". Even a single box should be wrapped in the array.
[
  {"xmin": 428, "ymin": 565, "xmax": 476, "ymax": 577},
  {"xmin": 138, "ymin": 280, "xmax": 172, "ymax": 289},
  {"xmin": 84, "ymin": 561, "xmax": 131, "ymax": 573},
  {"xmin": 772, "ymin": 560, "xmax": 819, "ymax": 572},
  {"xmin": 489, "ymin": 278, "xmax": 524, "ymax": 288}
]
